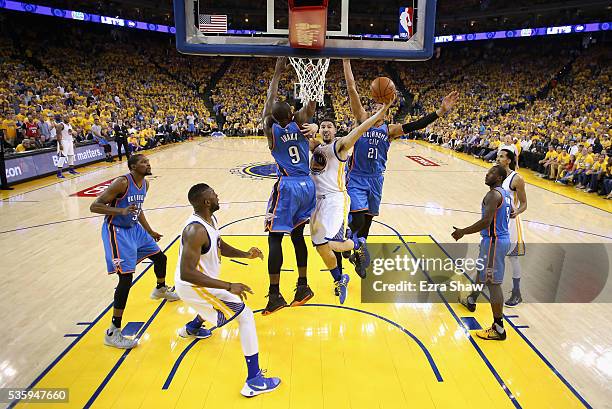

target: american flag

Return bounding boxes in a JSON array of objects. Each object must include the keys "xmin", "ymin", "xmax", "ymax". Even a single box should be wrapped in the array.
[{"xmin": 198, "ymin": 14, "xmax": 228, "ymax": 33}]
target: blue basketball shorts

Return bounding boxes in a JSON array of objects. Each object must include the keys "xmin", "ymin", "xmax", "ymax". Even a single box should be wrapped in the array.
[
  {"xmin": 101, "ymin": 221, "xmax": 160, "ymax": 274},
  {"xmin": 347, "ymin": 174, "xmax": 384, "ymax": 216},
  {"xmin": 477, "ymin": 237, "xmax": 512, "ymax": 284},
  {"xmin": 265, "ymin": 176, "xmax": 316, "ymax": 233}
]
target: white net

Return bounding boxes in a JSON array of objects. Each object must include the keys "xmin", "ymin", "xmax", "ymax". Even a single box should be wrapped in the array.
[{"xmin": 289, "ymin": 57, "xmax": 330, "ymax": 105}]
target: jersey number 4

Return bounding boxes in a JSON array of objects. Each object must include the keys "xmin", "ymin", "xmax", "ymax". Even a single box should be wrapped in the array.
[{"xmin": 288, "ymin": 146, "xmax": 301, "ymax": 164}]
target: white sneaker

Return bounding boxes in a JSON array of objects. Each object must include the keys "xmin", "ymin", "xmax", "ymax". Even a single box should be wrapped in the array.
[
  {"xmin": 104, "ymin": 325, "xmax": 138, "ymax": 349},
  {"xmin": 151, "ymin": 285, "xmax": 180, "ymax": 301}
]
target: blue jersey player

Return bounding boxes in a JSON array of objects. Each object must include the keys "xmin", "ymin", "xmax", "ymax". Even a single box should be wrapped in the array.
[
  {"xmin": 90, "ymin": 154, "xmax": 179, "ymax": 349},
  {"xmin": 452, "ymin": 165, "xmax": 512, "ymax": 341},
  {"xmin": 261, "ymin": 57, "xmax": 317, "ymax": 315},
  {"xmin": 342, "ymin": 60, "xmax": 459, "ymax": 272}
]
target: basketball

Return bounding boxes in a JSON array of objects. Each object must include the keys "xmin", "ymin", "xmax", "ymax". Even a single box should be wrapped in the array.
[{"xmin": 370, "ymin": 76, "xmax": 396, "ymax": 103}]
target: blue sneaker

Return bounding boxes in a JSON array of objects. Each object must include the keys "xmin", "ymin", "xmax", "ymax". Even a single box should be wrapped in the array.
[
  {"xmin": 241, "ymin": 369, "xmax": 281, "ymax": 397},
  {"xmin": 335, "ymin": 274, "xmax": 350, "ymax": 304},
  {"xmin": 354, "ymin": 237, "xmax": 370, "ymax": 278},
  {"xmin": 68, "ymin": 169, "xmax": 80, "ymax": 175},
  {"xmin": 178, "ymin": 325, "xmax": 212, "ymax": 339},
  {"xmin": 57, "ymin": 172, "xmax": 65, "ymax": 179}
]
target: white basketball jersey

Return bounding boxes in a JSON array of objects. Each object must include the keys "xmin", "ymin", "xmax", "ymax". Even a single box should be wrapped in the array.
[
  {"xmin": 310, "ymin": 140, "xmax": 347, "ymax": 195},
  {"xmin": 502, "ymin": 170, "xmax": 520, "ymax": 208},
  {"xmin": 175, "ymin": 214, "xmax": 221, "ymax": 286},
  {"xmin": 60, "ymin": 122, "xmax": 72, "ymax": 142}
]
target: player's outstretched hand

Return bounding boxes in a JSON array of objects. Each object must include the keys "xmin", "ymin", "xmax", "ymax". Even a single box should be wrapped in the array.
[
  {"xmin": 300, "ymin": 123, "xmax": 319, "ymax": 138},
  {"xmin": 229, "ymin": 283, "xmax": 254, "ymax": 301},
  {"xmin": 275, "ymin": 57, "xmax": 288, "ymax": 73},
  {"xmin": 439, "ymin": 91, "xmax": 459, "ymax": 115},
  {"xmin": 122, "ymin": 204, "xmax": 139, "ymax": 216},
  {"xmin": 451, "ymin": 226, "xmax": 464, "ymax": 241},
  {"xmin": 150, "ymin": 231, "xmax": 163, "ymax": 242},
  {"xmin": 247, "ymin": 247, "xmax": 264, "ymax": 260}
]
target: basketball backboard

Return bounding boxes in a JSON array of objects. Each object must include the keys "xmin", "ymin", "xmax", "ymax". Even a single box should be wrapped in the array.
[{"xmin": 173, "ymin": 0, "xmax": 436, "ymax": 60}]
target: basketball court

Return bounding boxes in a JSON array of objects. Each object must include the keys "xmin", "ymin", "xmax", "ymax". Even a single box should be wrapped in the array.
[{"xmin": 2, "ymin": 138, "xmax": 611, "ymax": 408}]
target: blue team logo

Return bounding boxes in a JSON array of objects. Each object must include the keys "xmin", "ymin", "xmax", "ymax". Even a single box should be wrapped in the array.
[
  {"xmin": 52, "ymin": 8, "xmax": 65, "ymax": 18},
  {"xmin": 231, "ymin": 162, "xmax": 278, "ymax": 180},
  {"xmin": 22, "ymin": 3, "xmax": 37, "ymax": 12},
  {"xmin": 309, "ymin": 149, "xmax": 327, "ymax": 175}
]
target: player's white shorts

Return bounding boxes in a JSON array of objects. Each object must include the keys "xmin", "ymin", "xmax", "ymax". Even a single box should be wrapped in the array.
[
  {"xmin": 57, "ymin": 140, "xmax": 74, "ymax": 156},
  {"xmin": 310, "ymin": 191, "xmax": 350, "ymax": 246},
  {"xmin": 507, "ymin": 215, "xmax": 526, "ymax": 256},
  {"xmin": 175, "ymin": 283, "xmax": 245, "ymax": 328}
]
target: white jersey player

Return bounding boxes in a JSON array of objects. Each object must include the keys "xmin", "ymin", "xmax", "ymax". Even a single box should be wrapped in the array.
[
  {"xmin": 174, "ymin": 183, "xmax": 281, "ymax": 397},
  {"xmin": 303, "ymin": 98, "xmax": 394, "ymax": 304},
  {"xmin": 55, "ymin": 115, "xmax": 79, "ymax": 178},
  {"xmin": 497, "ymin": 148, "xmax": 527, "ymax": 307}
]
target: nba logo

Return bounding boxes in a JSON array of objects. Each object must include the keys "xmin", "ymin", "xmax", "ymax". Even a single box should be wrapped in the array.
[{"xmin": 399, "ymin": 7, "xmax": 413, "ymax": 39}]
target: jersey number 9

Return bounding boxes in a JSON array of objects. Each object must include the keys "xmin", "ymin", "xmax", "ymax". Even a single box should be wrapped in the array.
[{"xmin": 288, "ymin": 146, "xmax": 301, "ymax": 164}]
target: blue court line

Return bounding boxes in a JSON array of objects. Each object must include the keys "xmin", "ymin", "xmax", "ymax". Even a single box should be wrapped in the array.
[
  {"xmin": 64, "ymin": 334, "xmax": 81, "ymax": 337},
  {"xmin": 374, "ymin": 220, "xmax": 521, "ymax": 409},
  {"xmin": 8, "ymin": 235, "xmax": 180, "ymax": 409},
  {"xmin": 84, "ymin": 300, "xmax": 168, "ymax": 408},
  {"xmin": 77, "ymin": 322, "xmax": 92, "ymax": 325},
  {"xmin": 514, "ymin": 325, "xmax": 530, "ymax": 329},
  {"xmin": 162, "ymin": 338, "xmax": 201, "ymax": 389},
  {"xmin": 428, "ymin": 234, "xmax": 592, "ymax": 408},
  {"xmin": 393, "ymin": 245, "xmax": 401, "ymax": 253},
  {"xmin": 230, "ymin": 259, "xmax": 248, "ymax": 266},
  {"xmin": 161, "ymin": 303, "xmax": 443, "ymax": 390}
]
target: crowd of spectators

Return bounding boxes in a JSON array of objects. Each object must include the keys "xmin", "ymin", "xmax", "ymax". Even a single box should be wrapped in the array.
[
  {"xmin": 407, "ymin": 42, "xmax": 611, "ymax": 199},
  {"xmin": 1, "ymin": 16, "xmax": 214, "ymax": 159}
]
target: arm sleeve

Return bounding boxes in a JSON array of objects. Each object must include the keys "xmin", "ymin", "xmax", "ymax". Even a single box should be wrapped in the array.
[{"xmin": 401, "ymin": 111, "xmax": 439, "ymax": 134}]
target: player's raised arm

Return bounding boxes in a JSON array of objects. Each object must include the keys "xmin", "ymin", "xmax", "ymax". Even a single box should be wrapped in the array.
[
  {"xmin": 89, "ymin": 176, "xmax": 136, "ymax": 216},
  {"xmin": 293, "ymin": 100, "xmax": 317, "ymax": 128},
  {"xmin": 262, "ymin": 57, "xmax": 287, "ymax": 148},
  {"xmin": 336, "ymin": 97, "xmax": 395, "ymax": 156},
  {"xmin": 452, "ymin": 189, "xmax": 501, "ymax": 240},
  {"xmin": 342, "ymin": 59, "xmax": 368, "ymax": 124},
  {"xmin": 388, "ymin": 90, "xmax": 459, "ymax": 140}
]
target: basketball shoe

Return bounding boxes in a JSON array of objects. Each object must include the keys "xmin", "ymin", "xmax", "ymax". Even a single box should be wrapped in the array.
[
  {"xmin": 151, "ymin": 285, "xmax": 180, "ymax": 301},
  {"xmin": 104, "ymin": 324, "xmax": 137, "ymax": 349},
  {"xmin": 241, "ymin": 369, "xmax": 281, "ymax": 397}
]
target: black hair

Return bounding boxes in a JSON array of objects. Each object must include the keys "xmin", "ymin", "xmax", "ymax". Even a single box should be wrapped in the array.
[
  {"xmin": 271, "ymin": 101, "xmax": 292, "ymax": 123},
  {"xmin": 491, "ymin": 164, "xmax": 508, "ymax": 181},
  {"xmin": 499, "ymin": 148, "xmax": 516, "ymax": 171},
  {"xmin": 320, "ymin": 118, "xmax": 336, "ymax": 127},
  {"xmin": 188, "ymin": 183, "xmax": 211, "ymax": 207},
  {"xmin": 127, "ymin": 153, "xmax": 145, "ymax": 170}
]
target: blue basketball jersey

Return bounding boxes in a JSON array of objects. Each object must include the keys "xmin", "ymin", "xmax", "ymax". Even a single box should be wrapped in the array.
[
  {"xmin": 271, "ymin": 122, "xmax": 310, "ymax": 177},
  {"xmin": 481, "ymin": 187, "xmax": 511, "ymax": 239},
  {"xmin": 348, "ymin": 123, "xmax": 391, "ymax": 177},
  {"xmin": 106, "ymin": 174, "xmax": 146, "ymax": 228}
]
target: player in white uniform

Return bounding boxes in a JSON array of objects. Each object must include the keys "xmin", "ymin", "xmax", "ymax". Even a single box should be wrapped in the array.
[
  {"xmin": 497, "ymin": 148, "xmax": 528, "ymax": 307},
  {"xmin": 303, "ymin": 99, "xmax": 393, "ymax": 304},
  {"xmin": 55, "ymin": 114, "xmax": 79, "ymax": 178},
  {"xmin": 174, "ymin": 183, "xmax": 281, "ymax": 397}
]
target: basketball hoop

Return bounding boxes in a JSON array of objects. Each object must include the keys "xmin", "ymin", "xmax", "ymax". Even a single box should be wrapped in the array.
[{"xmin": 289, "ymin": 57, "xmax": 330, "ymax": 105}]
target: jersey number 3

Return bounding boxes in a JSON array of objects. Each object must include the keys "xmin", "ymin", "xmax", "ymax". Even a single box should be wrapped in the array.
[{"xmin": 288, "ymin": 146, "xmax": 301, "ymax": 164}]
